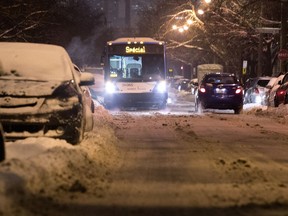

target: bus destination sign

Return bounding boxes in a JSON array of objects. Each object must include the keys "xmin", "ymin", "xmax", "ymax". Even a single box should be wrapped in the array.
[
  {"xmin": 126, "ymin": 46, "xmax": 145, "ymax": 54},
  {"xmin": 108, "ymin": 44, "xmax": 164, "ymax": 55}
]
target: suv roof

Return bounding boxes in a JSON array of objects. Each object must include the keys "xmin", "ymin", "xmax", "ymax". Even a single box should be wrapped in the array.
[{"xmin": 204, "ymin": 73, "xmax": 236, "ymax": 78}]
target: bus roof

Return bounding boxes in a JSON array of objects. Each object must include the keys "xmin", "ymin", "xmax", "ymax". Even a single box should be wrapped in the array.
[{"xmin": 107, "ymin": 37, "xmax": 164, "ymax": 45}]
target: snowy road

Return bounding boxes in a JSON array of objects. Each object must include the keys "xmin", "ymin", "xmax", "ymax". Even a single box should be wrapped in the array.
[
  {"xmin": 1, "ymin": 91, "xmax": 288, "ymax": 215},
  {"xmin": 77, "ymin": 110, "xmax": 288, "ymax": 216}
]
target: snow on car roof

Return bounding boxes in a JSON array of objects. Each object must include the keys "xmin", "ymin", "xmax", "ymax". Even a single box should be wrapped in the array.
[{"xmin": 0, "ymin": 42, "xmax": 73, "ymax": 81}]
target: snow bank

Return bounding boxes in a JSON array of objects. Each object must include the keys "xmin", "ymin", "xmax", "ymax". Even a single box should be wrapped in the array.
[{"xmin": 0, "ymin": 103, "xmax": 120, "ymax": 215}]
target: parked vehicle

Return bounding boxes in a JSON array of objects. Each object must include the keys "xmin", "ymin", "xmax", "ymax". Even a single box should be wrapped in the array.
[
  {"xmin": 171, "ymin": 76, "xmax": 184, "ymax": 89},
  {"xmin": 190, "ymin": 78, "xmax": 198, "ymax": 95},
  {"xmin": 274, "ymin": 73, "xmax": 288, "ymax": 107},
  {"xmin": 0, "ymin": 42, "xmax": 95, "ymax": 144},
  {"xmin": 73, "ymin": 64, "xmax": 95, "ymax": 113},
  {"xmin": 243, "ymin": 77, "xmax": 274, "ymax": 105},
  {"xmin": 0, "ymin": 123, "xmax": 5, "ymax": 162},
  {"xmin": 177, "ymin": 79, "xmax": 191, "ymax": 92},
  {"xmin": 266, "ymin": 75, "xmax": 284, "ymax": 107},
  {"xmin": 195, "ymin": 73, "xmax": 243, "ymax": 114}
]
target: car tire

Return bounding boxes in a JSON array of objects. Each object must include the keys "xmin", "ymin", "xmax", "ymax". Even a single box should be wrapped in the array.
[
  {"xmin": 284, "ymin": 94, "xmax": 288, "ymax": 105},
  {"xmin": 68, "ymin": 125, "xmax": 84, "ymax": 145},
  {"xmin": 234, "ymin": 106, "xmax": 243, "ymax": 114},
  {"xmin": 66, "ymin": 112, "xmax": 85, "ymax": 145},
  {"xmin": 159, "ymin": 102, "xmax": 167, "ymax": 110},
  {"xmin": 0, "ymin": 124, "xmax": 5, "ymax": 162},
  {"xmin": 274, "ymin": 97, "xmax": 279, "ymax": 107}
]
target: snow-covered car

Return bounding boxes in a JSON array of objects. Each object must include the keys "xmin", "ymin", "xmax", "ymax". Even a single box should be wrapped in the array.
[
  {"xmin": 0, "ymin": 123, "xmax": 5, "ymax": 162},
  {"xmin": 195, "ymin": 73, "xmax": 243, "ymax": 114},
  {"xmin": 73, "ymin": 64, "xmax": 95, "ymax": 114},
  {"xmin": 243, "ymin": 76, "xmax": 274, "ymax": 105},
  {"xmin": 0, "ymin": 42, "xmax": 95, "ymax": 144},
  {"xmin": 190, "ymin": 78, "xmax": 198, "ymax": 94},
  {"xmin": 266, "ymin": 74, "xmax": 284, "ymax": 107},
  {"xmin": 274, "ymin": 72, "xmax": 288, "ymax": 107}
]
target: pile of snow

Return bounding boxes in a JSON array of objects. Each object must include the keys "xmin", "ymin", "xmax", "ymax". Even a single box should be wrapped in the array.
[
  {"xmin": 244, "ymin": 103, "xmax": 288, "ymax": 123},
  {"xmin": 0, "ymin": 104, "xmax": 120, "ymax": 215}
]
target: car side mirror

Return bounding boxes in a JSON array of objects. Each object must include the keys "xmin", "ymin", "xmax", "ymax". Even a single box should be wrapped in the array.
[{"xmin": 80, "ymin": 72, "xmax": 95, "ymax": 86}]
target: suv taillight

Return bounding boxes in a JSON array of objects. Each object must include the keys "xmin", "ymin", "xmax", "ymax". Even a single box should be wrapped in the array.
[
  {"xmin": 235, "ymin": 88, "xmax": 242, "ymax": 94},
  {"xmin": 254, "ymin": 88, "xmax": 259, "ymax": 94},
  {"xmin": 199, "ymin": 86, "xmax": 206, "ymax": 93}
]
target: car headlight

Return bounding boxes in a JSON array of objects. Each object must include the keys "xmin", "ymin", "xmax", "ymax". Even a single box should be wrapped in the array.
[
  {"xmin": 105, "ymin": 81, "xmax": 117, "ymax": 94},
  {"xmin": 43, "ymin": 82, "xmax": 80, "ymax": 110},
  {"xmin": 155, "ymin": 81, "xmax": 167, "ymax": 93}
]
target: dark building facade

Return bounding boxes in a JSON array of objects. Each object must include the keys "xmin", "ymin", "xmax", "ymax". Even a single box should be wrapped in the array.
[{"xmin": 94, "ymin": 0, "xmax": 155, "ymax": 37}]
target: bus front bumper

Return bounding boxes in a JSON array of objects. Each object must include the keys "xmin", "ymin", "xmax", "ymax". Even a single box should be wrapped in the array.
[{"xmin": 104, "ymin": 92, "xmax": 168, "ymax": 109}]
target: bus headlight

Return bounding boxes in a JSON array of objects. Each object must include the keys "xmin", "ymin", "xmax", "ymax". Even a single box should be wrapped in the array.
[
  {"xmin": 105, "ymin": 81, "xmax": 117, "ymax": 94},
  {"xmin": 155, "ymin": 81, "xmax": 167, "ymax": 93}
]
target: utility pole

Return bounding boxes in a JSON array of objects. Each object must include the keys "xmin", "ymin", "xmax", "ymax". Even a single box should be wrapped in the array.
[{"xmin": 257, "ymin": 2, "xmax": 263, "ymax": 77}]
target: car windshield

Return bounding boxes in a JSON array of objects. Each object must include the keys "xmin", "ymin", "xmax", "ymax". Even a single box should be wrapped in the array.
[
  {"xmin": 206, "ymin": 76, "xmax": 236, "ymax": 84},
  {"xmin": 108, "ymin": 54, "xmax": 164, "ymax": 81},
  {"xmin": 0, "ymin": 49, "xmax": 73, "ymax": 81}
]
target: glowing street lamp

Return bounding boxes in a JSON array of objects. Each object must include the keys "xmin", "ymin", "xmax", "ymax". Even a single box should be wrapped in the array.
[
  {"xmin": 197, "ymin": 9, "xmax": 205, "ymax": 15},
  {"xmin": 171, "ymin": 0, "xmax": 212, "ymax": 33},
  {"xmin": 187, "ymin": 19, "xmax": 193, "ymax": 25}
]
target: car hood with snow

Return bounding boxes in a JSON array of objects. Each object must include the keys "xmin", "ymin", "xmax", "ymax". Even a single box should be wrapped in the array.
[{"xmin": 0, "ymin": 79, "xmax": 67, "ymax": 96}]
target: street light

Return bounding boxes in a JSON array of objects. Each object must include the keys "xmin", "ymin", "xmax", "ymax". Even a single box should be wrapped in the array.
[
  {"xmin": 197, "ymin": 9, "xmax": 205, "ymax": 15},
  {"xmin": 170, "ymin": 0, "xmax": 212, "ymax": 33},
  {"xmin": 187, "ymin": 19, "xmax": 193, "ymax": 25}
]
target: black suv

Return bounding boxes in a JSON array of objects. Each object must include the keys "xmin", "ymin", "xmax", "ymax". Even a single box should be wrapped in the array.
[{"xmin": 195, "ymin": 73, "xmax": 243, "ymax": 114}]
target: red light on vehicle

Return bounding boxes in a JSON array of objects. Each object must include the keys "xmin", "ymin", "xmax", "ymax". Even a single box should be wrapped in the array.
[
  {"xmin": 199, "ymin": 87, "xmax": 206, "ymax": 93},
  {"xmin": 277, "ymin": 90, "xmax": 286, "ymax": 95},
  {"xmin": 254, "ymin": 88, "xmax": 259, "ymax": 94},
  {"xmin": 235, "ymin": 88, "xmax": 242, "ymax": 94}
]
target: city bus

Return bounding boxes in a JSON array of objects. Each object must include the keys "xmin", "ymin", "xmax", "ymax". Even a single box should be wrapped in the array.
[{"xmin": 102, "ymin": 37, "xmax": 168, "ymax": 109}]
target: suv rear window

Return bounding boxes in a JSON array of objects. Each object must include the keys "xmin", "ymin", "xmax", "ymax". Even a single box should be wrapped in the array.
[
  {"xmin": 257, "ymin": 80, "xmax": 270, "ymax": 87},
  {"xmin": 205, "ymin": 76, "xmax": 236, "ymax": 84}
]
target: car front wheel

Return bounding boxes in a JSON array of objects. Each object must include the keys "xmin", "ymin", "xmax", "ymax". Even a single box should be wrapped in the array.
[
  {"xmin": 274, "ymin": 97, "xmax": 279, "ymax": 107},
  {"xmin": 0, "ymin": 124, "xmax": 5, "ymax": 162},
  {"xmin": 234, "ymin": 106, "xmax": 243, "ymax": 114}
]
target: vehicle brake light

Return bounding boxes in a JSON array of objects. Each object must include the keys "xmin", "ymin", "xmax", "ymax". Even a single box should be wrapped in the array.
[
  {"xmin": 235, "ymin": 88, "xmax": 242, "ymax": 94},
  {"xmin": 254, "ymin": 88, "xmax": 259, "ymax": 94},
  {"xmin": 199, "ymin": 87, "xmax": 206, "ymax": 93}
]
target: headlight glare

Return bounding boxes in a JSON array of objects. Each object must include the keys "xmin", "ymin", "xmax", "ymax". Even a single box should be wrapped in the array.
[
  {"xmin": 105, "ymin": 81, "xmax": 117, "ymax": 94},
  {"xmin": 155, "ymin": 81, "xmax": 167, "ymax": 93}
]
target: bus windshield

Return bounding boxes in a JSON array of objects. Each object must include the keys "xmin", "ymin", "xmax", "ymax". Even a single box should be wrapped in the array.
[{"xmin": 108, "ymin": 54, "xmax": 165, "ymax": 81}]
